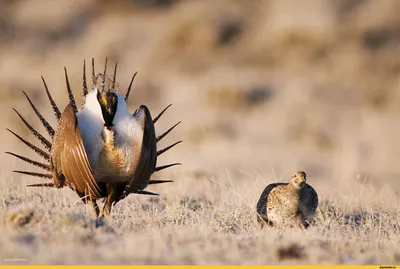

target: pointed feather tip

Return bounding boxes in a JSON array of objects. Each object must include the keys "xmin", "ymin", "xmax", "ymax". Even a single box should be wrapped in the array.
[
  {"xmin": 5, "ymin": 151, "xmax": 50, "ymax": 171},
  {"xmin": 91, "ymin": 57, "xmax": 96, "ymax": 88},
  {"xmin": 6, "ymin": 127, "xmax": 50, "ymax": 159},
  {"xmin": 21, "ymin": 90, "xmax": 29, "ymax": 99},
  {"xmin": 12, "ymin": 170, "xmax": 52, "ymax": 179},
  {"xmin": 10, "ymin": 106, "xmax": 52, "ymax": 150},
  {"xmin": 64, "ymin": 67, "xmax": 69, "ymax": 82},
  {"xmin": 124, "ymin": 71, "xmax": 138, "ymax": 101},
  {"xmin": 13, "ymin": 93, "xmax": 56, "ymax": 139},
  {"xmin": 154, "ymin": 162, "xmax": 182, "ymax": 172},
  {"xmin": 64, "ymin": 66, "xmax": 78, "ymax": 112},
  {"xmin": 101, "ymin": 58, "xmax": 108, "ymax": 93},
  {"xmin": 157, "ymin": 141, "xmax": 183, "ymax": 156},
  {"xmin": 156, "ymin": 121, "xmax": 182, "ymax": 142},
  {"xmin": 148, "ymin": 180, "xmax": 174, "ymax": 185},
  {"xmin": 26, "ymin": 183, "xmax": 55, "ymax": 187},
  {"xmin": 153, "ymin": 103, "xmax": 172, "ymax": 123},
  {"xmin": 135, "ymin": 190, "xmax": 159, "ymax": 196},
  {"xmin": 82, "ymin": 59, "xmax": 88, "ymax": 97},
  {"xmin": 41, "ymin": 76, "xmax": 61, "ymax": 120},
  {"xmin": 112, "ymin": 61, "xmax": 118, "ymax": 90}
]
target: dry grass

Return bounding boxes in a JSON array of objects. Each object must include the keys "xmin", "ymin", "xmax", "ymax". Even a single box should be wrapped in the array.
[
  {"xmin": 1, "ymin": 0, "xmax": 400, "ymax": 265},
  {"xmin": 0, "ymin": 171, "xmax": 399, "ymax": 265}
]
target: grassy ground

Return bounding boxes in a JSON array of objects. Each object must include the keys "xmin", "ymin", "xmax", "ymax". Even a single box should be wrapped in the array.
[
  {"xmin": 1, "ymin": 171, "xmax": 399, "ymax": 265},
  {"xmin": 1, "ymin": 0, "xmax": 400, "ymax": 265}
]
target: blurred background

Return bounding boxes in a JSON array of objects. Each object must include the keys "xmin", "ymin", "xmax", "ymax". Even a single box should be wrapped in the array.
[{"xmin": 1, "ymin": 0, "xmax": 400, "ymax": 193}]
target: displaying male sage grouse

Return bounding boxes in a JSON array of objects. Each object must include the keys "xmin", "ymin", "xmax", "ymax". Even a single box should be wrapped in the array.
[
  {"xmin": 256, "ymin": 171, "xmax": 318, "ymax": 228},
  {"xmin": 6, "ymin": 58, "xmax": 181, "ymax": 218}
]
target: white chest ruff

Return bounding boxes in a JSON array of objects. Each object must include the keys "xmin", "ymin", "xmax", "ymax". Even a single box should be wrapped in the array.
[
  {"xmin": 101, "ymin": 117, "xmax": 144, "ymax": 178},
  {"xmin": 76, "ymin": 91, "xmax": 105, "ymax": 168},
  {"xmin": 76, "ymin": 91, "xmax": 144, "ymax": 183}
]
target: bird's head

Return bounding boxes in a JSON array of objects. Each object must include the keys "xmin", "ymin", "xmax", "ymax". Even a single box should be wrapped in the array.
[
  {"xmin": 97, "ymin": 90, "xmax": 118, "ymax": 129},
  {"xmin": 291, "ymin": 171, "xmax": 306, "ymax": 189}
]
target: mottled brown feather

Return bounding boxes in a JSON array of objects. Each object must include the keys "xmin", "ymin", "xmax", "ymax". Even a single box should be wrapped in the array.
[
  {"xmin": 53, "ymin": 104, "xmax": 101, "ymax": 198},
  {"xmin": 256, "ymin": 172, "xmax": 318, "ymax": 228}
]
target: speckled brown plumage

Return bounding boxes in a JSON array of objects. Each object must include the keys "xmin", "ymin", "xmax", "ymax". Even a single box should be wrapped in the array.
[{"xmin": 256, "ymin": 171, "xmax": 318, "ymax": 228}]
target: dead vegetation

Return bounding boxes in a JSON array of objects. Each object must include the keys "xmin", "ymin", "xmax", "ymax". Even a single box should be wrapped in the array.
[
  {"xmin": 0, "ymin": 0, "xmax": 400, "ymax": 265},
  {"xmin": 0, "ymin": 174, "xmax": 398, "ymax": 265}
]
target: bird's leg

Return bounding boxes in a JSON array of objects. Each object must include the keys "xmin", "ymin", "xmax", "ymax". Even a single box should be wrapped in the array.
[
  {"xmin": 257, "ymin": 215, "xmax": 274, "ymax": 228},
  {"xmin": 301, "ymin": 219, "xmax": 311, "ymax": 229},
  {"xmin": 90, "ymin": 200, "xmax": 100, "ymax": 218},
  {"xmin": 83, "ymin": 197, "xmax": 100, "ymax": 218},
  {"xmin": 257, "ymin": 215, "xmax": 266, "ymax": 228},
  {"xmin": 100, "ymin": 183, "xmax": 119, "ymax": 218}
]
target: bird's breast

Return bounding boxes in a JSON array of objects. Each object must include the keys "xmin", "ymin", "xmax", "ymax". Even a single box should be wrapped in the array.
[{"xmin": 94, "ymin": 123, "xmax": 143, "ymax": 183}]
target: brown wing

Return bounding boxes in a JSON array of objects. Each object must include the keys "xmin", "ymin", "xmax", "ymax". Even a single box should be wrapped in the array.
[
  {"xmin": 57, "ymin": 104, "xmax": 101, "ymax": 198},
  {"xmin": 123, "ymin": 105, "xmax": 157, "ymax": 195}
]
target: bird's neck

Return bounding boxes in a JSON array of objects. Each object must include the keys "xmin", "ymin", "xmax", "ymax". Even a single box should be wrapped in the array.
[
  {"xmin": 100, "ymin": 127, "xmax": 125, "ymax": 168},
  {"xmin": 102, "ymin": 127, "xmax": 116, "ymax": 148},
  {"xmin": 288, "ymin": 183, "xmax": 302, "ymax": 194}
]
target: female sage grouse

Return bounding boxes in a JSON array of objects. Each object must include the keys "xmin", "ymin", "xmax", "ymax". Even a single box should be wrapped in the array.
[
  {"xmin": 256, "ymin": 171, "xmax": 318, "ymax": 228},
  {"xmin": 6, "ymin": 58, "xmax": 181, "ymax": 218}
]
